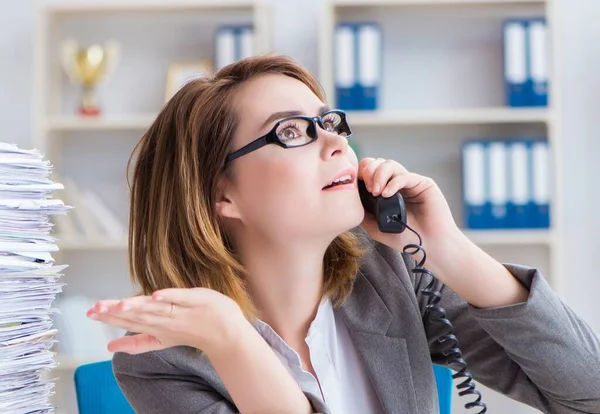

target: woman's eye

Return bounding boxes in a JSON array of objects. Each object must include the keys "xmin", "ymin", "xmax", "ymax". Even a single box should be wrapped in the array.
[
  {"xmin": 283, "ymin": 129, "xmax": 297, "ymax": 139},
  {"xmin": 280, "ymin": 126, "xmax": 301, "ymax": 140}
]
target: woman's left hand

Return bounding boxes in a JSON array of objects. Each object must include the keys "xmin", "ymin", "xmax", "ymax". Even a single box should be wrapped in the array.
[
  {"xmin": 357, "ymin": 157, "xmax": 461, "ymax": 253},
  {"xmin": 86, "ymin": 287, "xmax": 247, "ymax": 355}
]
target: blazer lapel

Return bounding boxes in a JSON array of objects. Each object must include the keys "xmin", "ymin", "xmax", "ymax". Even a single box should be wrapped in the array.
[{"xmin": 337, "ymin": 271, "xmax": 418, "ymax": 414}]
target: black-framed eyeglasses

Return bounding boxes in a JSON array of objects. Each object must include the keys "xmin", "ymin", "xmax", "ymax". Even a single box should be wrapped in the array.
[{"xmin": 224, "ymin": 109, "xmax": 353, "ymax": 164}]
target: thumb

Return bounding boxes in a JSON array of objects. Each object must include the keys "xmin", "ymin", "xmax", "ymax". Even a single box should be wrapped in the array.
[{"xmin": 107, "ymin": 333, "xmax": 166, "ymax": 355}]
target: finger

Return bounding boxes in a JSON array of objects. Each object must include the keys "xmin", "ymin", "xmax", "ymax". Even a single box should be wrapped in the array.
[
  {"xmin": 107, "ymin": 334, "xmax": 166, "ymax": 355},
  {"xmin": 113, "ymin": 295, "xmax": 172, "ymax": 316},
  {"xmin": 382, "ymin": 173, "xmax": 434, "ymax": 199},
  {"xmin": 371, "ymin": 161, "xmax": 402, "ymax": 196},
  {"xmin": 91, "ymin": 299, "xmax": 121, "ymax": 313},
  {"xmin": 152, "ymin": 288, "xmax": 208, "ymax": 307},
  {"xmin": 87, "ymin": 309, "xmax": 153, "ymax": 334},
  {"xmin": 358, "ymin": 158, "xmax": 386, "ymax": 192}
]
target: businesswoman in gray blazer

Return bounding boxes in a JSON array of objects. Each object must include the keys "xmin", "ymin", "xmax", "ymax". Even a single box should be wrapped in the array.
[{"xmin": 87, "ymin": 55, "xmax": 600, "ymax": 413}]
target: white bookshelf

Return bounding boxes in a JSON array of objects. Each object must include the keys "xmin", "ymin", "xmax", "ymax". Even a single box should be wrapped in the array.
[
  {"xmin": 44, "ymin": 113, "xmax": 156, "ymax": 132},
  {"xmin": 34, "ymin": 2, "xmax": 272, "ymax": 412},
  {"xmin": 332, "ymin": 0, "xmax": 546, "ymax": 6},
  {"xmin": 345, "ymin": 107, "xmax": 549, "ymax": 126},
  {"xmin": 320, "ymin": 1, "xmax": 560, "ymax": 412}
]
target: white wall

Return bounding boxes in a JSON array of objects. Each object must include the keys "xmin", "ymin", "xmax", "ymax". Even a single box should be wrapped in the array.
[{"xmin": 1, "ymin": 0, "xmax": 598, "ymax": 413}]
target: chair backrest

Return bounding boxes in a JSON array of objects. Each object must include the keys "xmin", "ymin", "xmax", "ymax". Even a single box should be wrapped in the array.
[
  {"xmin": 74, "ymin": 360, "xmax": 134, "ymax": 414},
  {"xmin": 433, "ymin": 364, "xmax": 453, "ymax": 414},
  {"xmin": 74, "ymin": 360, "xmax": 452, "ymax": 414}
]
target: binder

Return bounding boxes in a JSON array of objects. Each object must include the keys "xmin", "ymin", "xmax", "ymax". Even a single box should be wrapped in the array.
[
  {"xmin": 215, "ymin": 25, "xmax": 254, "ymax": 71},
  {"xmin": 530, "ymin": 139, "xmax": 551, "ymax": 228},
  {"xmin": 503, "ymin": 20, "xmax": 528, "ymax": 107},
  {"xmin": 334, "ymin": 23, "xmax": 357, "ymax": 110},
  {"xmin": 487, "ymin": 141, "xmax": 509, "ymax": 228},
  {"xmin": 507, "ymin": 140, "xmax": 531, "ymax": 228},
  {"xmin": 357, "ymin": 22, "xmax": 382, "ymax": 110},
  {"xmin": 462, "ymin": 140, "xmax": 488, "ymax": 229},
  {"xmin": 527, "ymin": 19, "xmax": 548, "ymax": 107},
  {"xmin": 238, "ymin": 25, "xmax": 254, "ymax": 60}
]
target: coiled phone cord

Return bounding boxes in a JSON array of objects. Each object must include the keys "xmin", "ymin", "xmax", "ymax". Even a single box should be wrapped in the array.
[{"xmin": 401, "ymin": 222, "xmax": 488, "ymax": 413}]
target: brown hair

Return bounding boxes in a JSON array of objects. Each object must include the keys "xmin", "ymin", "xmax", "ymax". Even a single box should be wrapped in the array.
[{"xmin": 127, "ymin": 54, "xmax": 364, "ymax": 319}]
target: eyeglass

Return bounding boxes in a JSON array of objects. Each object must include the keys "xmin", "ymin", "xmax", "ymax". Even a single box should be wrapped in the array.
[{"xmin": 225, "ymin": 109, "xmax": 353, "ymax": 164}]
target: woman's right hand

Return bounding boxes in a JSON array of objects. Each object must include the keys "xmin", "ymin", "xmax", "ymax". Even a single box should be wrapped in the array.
[{"xmin": 87, "ymin": 287, "xmax": 248, "ymax": 355}]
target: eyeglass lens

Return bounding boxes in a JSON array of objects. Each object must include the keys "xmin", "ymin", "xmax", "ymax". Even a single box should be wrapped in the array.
[{"xmin": 275, "ymin": 112, "xmax": 349, "ymax": 147}]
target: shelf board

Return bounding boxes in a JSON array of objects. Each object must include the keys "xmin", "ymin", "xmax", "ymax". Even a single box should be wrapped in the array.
[
  {"xmin": 43, "ymin": 0, "xmax": 257, "ymax": 15},
  {"xmin": 463, "ymin": 229, "xmax": 554, "ymax": 246},
  {"xmin": 345, "ymin": 107, "xmax": 549, "ymax": 127},
  {"xmin": 56, "ymin": 235, "xmax": 128, "ymax": 250},
  {"xmin": 332, "ymin": 0, "xmax": 545, "ymax": 6},
  {"xmin": 44, "ymin": 114, "xmax": 156, "ymax": 132}
]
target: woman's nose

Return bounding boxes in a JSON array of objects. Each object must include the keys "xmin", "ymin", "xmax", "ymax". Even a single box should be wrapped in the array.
[{"xmin": 320, "ymin": 129, "xmax": 349, "ymax": 159}]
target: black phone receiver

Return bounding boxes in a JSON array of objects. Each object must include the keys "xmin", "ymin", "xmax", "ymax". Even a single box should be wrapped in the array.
[{"xmin": 358, "ymin": 179, "xmax": 407, "ymax": 234}]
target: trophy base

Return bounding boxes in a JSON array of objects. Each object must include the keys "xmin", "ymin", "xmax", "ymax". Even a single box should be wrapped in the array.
[{"xmin": 79, "ymin": 106, "xmax": 101, "ymax": 117}]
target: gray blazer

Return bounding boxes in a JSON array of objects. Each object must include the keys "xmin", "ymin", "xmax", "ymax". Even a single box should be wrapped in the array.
[{"xmin": 112, "ymin": 229, "xmax": 600, "ymax": 413}]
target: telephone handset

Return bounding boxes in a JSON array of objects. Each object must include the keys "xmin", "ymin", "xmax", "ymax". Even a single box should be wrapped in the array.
[
  {"xmin": 357, "ymin": 179, "xmax": 487, "ymax": 413},
  {"xmin": 358, "ymin": 179, "xmax": 407, "ymax": 234}
]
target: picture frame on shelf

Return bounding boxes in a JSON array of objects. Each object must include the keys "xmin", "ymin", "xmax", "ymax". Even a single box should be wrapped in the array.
[{"xmin": 164, "ymin": 60, "xmax": 213, "ymax": 103}]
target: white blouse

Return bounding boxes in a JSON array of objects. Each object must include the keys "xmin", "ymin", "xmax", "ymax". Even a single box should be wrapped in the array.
[{"xmin": 254, "ymin": 298, "xmax": 383, "ymax": 413}]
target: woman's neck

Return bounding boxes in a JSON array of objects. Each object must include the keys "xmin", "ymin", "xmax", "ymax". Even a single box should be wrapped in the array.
[{"xmin": 237, "ymin": 234, "xmax": 329, "ymax": 344}]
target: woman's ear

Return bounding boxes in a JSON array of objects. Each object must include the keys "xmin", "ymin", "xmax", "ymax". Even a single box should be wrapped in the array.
[{"xmin": 215, "ymin": 177, "xmax": 241, "ymax": 220}]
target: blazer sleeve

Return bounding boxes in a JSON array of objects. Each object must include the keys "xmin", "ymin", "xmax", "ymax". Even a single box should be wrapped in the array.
[
  {"xmin": 112, "ymin": 349, "xmax": 238, "ymax": 414},
  {"xmin": 404, "ymin": 253, "xmax": 600, "ymax": 414},
  {"xmin": 112, "ymin": 347, "xmax": 330, "ymax": 414}
]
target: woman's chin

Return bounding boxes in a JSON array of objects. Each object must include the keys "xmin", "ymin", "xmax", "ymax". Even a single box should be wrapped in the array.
[{"xmin": 327, "ymin": 207, "xmax": 365, "ymax": 236}]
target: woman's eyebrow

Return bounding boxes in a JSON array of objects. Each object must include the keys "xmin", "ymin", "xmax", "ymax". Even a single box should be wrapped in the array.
[
  {"xmin": 259, "ymin": 105, "xmax": 332, "ymax": 130},
  {"xmin": 260, "ymin": 110, "xmax": 303, "ymax": 130}
]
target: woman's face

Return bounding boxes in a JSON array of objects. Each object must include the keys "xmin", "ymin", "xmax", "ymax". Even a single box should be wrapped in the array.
[{"xmin": 221, "ymin": 73, "xmax": 364, "ymax": 243}]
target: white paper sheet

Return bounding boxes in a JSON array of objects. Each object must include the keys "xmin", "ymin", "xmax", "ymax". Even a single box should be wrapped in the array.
[{"xmin": 0, "ymin": 142, "xmax": 71, "ymax": 413}]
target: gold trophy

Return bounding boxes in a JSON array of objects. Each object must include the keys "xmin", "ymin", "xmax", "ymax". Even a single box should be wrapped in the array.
[{"xmin": 61, "ymin": 39, "xmax": 120, "ymax": 116}]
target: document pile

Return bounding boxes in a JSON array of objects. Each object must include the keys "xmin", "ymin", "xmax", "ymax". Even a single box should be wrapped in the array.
[{"xmin": 0, "ymin": 142, "xmax": 71, "ymax": 414}]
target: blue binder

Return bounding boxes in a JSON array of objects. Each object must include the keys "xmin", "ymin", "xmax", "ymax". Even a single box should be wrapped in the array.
[
  {"xmin": 507, "ymin": 139, "xmax": 532, "ymax": 229},
  {"xmin": 335, "ymin": 23, "xmax": 358, "ymax": 110},
  {"xmin": 487, "ymin": 141, "xmax": 509, "ymax": 228},
  {"xmin": 503, "ymin": 20, "xmax": 528, "ymax": 107},
  {"xmin": 215, "ymin": 25, "xmax": 254, "ymax": 71},
  {"xmin": 529, "ymin": 139, "xmax": 551, "ymax": 228},
  {"xmin": 462, "ymin": 140, "xmax": 488, "ymax": 229},
  {"xmin": 527, "ymin": 19, "xmax": 548, "ymax": 107},
  {"xmin": 356, "ymin": 22, "xmax": 382, "ymax": 110}
]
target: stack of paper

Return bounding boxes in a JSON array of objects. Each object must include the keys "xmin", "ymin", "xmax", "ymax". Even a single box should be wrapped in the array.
[{"xmin": 0, "ymin": 142, "xmax": 71, "ymax": 414}]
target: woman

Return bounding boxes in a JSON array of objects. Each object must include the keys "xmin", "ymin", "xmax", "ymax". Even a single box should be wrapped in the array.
[{"xmin": 87, "ymin": 55, "xmax": 600, "ymax": 413}]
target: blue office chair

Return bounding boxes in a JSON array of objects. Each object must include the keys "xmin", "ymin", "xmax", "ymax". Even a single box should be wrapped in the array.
[
  {"xmin": 74, "ymin": 360, "xmax": 453, "ymax": 414},
  {"xmin": 433, "ymin": 364, "xmax": 453, "ymax": 414},
  {"xmin": 74, "ymin": 360, "xmax": 134, "ymax": 414}
]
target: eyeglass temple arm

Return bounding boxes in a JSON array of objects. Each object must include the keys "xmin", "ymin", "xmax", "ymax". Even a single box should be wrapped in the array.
[{"xmin": 225, "ymin": 136, "xmax": 270, "ymax": 164}]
